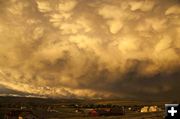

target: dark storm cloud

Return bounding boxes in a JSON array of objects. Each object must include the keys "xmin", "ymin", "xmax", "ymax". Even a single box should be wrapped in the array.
[{"xmin": 0, "ymin": 0, "xmax": 179, "ymax": 99}]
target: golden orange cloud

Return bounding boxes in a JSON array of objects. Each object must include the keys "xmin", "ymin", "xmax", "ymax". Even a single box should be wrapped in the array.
[{"xmin": 0, "ymin": 0, "xmax": 179, "ymax": 99}]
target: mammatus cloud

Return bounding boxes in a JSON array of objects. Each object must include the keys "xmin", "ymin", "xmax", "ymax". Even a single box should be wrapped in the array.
[{"xmin": 0, "ymin": 0, "xmax": 179, "ymax": 99}]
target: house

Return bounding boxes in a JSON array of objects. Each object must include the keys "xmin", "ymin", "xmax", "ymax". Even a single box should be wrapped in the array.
[
  {"xmin": 88, "ymin": 107, "xmax": 125, "ymax": 117},
  {"xmin": 88, "ymin": 109, "xmax": 98, "ymax": 117},
  {"xmin": 109, "ymin": 107, "xmax": 125, "ymax": 115},
  {"xmin": 141, "ymin": 105, "xmax": 162, "ymax": 113},
  {"xmin": 4, "ymin": 110, "xmax": 38, "ymax": 119},
  {"xmin": 96, "ymin": 109, "xmax": 109, "ymax": 116},
  {"xmin": 140, "ymin": 106, "xmax": 149, "ymax": 112}
]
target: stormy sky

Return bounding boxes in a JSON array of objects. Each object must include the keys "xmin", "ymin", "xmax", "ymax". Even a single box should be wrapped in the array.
[{"xmin": 0, "ymin": 0, "xmax": 180, "ymax": 100}]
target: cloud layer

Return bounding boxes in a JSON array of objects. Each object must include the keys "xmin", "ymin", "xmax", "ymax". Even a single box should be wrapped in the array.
[{"xmin": 0, "ymin": 0, "xmax": 180, "ymax": 99}]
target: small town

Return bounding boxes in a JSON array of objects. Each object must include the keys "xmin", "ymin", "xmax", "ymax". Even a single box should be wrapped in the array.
[{"xmin": 0, "ymin": 96, "xmax": 167, "ymax": 119}]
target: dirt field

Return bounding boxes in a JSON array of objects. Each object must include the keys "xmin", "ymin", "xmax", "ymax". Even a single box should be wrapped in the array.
[{"xmin": 67, "ymin": 112, "xmax": 164, "ymax": 119}]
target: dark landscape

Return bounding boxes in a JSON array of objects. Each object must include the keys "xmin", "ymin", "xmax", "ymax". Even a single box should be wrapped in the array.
[{"xmin": 0, "ymin": 96, "xmax": 178, "ymax": 119}]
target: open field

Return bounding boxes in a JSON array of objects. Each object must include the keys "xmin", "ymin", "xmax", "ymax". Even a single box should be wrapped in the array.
[
  {"xmin": 68, "ymin": 112, "xmax": 164, "ymax": 119},
  {"xmin": 0, "ymin": 96, "xmax": 177, "ymax": 119}
]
